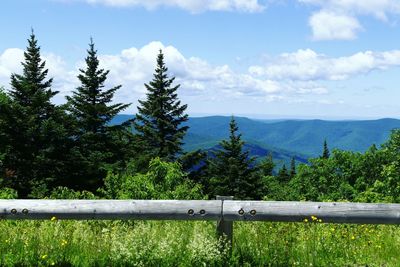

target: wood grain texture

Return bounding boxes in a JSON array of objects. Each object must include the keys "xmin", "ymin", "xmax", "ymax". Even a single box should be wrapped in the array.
[
  {"xmin": 0, "ymin": 200, "xmax": 222, "ymax": 220},
  {"xmin": 223, "ymin": 201, "xmax": 400, "ymax": 224},
  {"xmin": 1, "ymin": 200, "xmax": 400, "ymax": 224}
]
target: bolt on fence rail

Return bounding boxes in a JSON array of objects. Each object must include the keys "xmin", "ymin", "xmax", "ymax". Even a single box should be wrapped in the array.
[{"xmin": 2, "ymin": 199, "xmax": 400, "ymax": 245}]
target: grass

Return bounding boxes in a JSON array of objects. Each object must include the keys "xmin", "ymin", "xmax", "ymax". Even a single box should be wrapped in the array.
[{"xmin": 1, "ymin": 219, "xmax": 400, "ymax": 266}]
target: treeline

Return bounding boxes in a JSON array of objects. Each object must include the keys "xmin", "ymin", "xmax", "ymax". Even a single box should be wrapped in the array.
[{"xmin": 1, "ymin": 32, "xmax": 400, "ymax": 202}]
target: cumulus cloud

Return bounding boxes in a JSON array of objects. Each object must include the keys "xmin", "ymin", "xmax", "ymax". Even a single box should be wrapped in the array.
[
  {"xmin": 0, "ymin": 48, "xmax": 78, "ymax": 101},
  {"xmin": 0, "ymin": 48, "xmax": 24, "ymax": 85},
  {"xmin": 249, "ymin": 49, "xmax": 400, "ymax": 81},
  {"xmin": 299, "ymin": 0, "xmax": 400, "ymax": 20},
  {"xmin": 74, "ymin": 0, "xmax": 266, "ymax": 13},
  {"xmin": 4, "ymin": 43, "xmax": 400, "ymax": 109},
  {"xmin": 94, "ymin": 41, "xmax": 290, "ymax": 104},
  {"xmin": 309, "ymin": 11, "xmax": 362, "ymax": 40},
  {"xmin": 0, "ymin": 42, "xmax": 332, "ymax": 108},
  {"xmin": 299, "ymin": 0, "xmax": 400, "ymax": 40}
]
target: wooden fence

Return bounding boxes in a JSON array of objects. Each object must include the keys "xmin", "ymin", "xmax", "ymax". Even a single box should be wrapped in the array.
[{"xmin": 2, "ymin": 198, "xmax": 400, "ymax": 244}]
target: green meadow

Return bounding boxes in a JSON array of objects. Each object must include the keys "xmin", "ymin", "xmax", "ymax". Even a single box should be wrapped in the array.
[{"xmin": 1, "ymin": 219, "xmax": 399, "ymax": 266}]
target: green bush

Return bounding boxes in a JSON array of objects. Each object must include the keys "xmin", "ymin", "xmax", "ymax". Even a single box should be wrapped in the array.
[
  {"xmin": 0, "ymin": 187, "xmax": 18, "ymax": 199},
  {"xmin": 49, "ymin": 186, "xmax": 96, "ymax": 199},
  {"xmin": 99, "ymin": 158, "xmax": 203, "ymax": 200}
]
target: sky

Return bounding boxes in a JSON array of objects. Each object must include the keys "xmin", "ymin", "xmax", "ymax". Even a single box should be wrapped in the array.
[{"xmin": 1, "ymin": 0, "xmax": 400, "ymax": 119}]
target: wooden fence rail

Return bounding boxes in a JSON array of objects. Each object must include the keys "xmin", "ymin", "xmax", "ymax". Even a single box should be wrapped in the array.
[
  {"xmin": 2, "ymin": 199, "xmax": 400, "ymax": 245},
  {"xmin": 2, "ymin": 199, "xmax": 400, "ymax": 224}
]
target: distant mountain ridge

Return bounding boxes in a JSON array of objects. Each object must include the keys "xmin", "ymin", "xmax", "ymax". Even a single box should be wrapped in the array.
[
  {"xmin": 183, "ymin": 116, "xmax": 400, "ymax": 157},
  {"xmin": 112, "ymin": 115, "xmax": 400, "ymax": 163}
]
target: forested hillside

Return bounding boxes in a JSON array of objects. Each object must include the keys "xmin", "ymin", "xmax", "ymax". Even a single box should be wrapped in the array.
[
  {"xmin": 114, "ymin": 114, "xmax": 400, "ymax": 168},
  {"xmin": 183, "ymin": 116, "xmax": 400, "ymax": 157},
  {"xmin": 1, "ymin": 32, "xmax": 400, "ymax": 204}
]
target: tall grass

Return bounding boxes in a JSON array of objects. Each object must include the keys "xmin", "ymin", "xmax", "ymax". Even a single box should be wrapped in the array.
[{"xmin": 1, "ymin": 219, "xmax": 400, "ymax": 266}]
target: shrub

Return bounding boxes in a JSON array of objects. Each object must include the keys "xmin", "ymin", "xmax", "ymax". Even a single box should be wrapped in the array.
[{"xmin": 0, "ymin": 187, "xmax": 18, "ymax": 199}]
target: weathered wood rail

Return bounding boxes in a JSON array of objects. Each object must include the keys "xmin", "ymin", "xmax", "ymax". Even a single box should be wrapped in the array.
[
  {"xmin": 1, "ymin": 199, "xmax": 400, "ymax": 224},
  {"xmin": 2, "ymin": 199, "xmax": 400, "ymax": 245}
]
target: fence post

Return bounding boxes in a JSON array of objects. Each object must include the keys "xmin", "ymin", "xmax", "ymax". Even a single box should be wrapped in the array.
[{"xmin": 216, "ymin": 196, "xmax": 233, "ymax": 248}]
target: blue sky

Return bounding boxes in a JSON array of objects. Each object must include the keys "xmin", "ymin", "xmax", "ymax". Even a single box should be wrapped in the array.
[{"xmin": 1, "ymin": 0, "xmax": 400, "ymax": 119}]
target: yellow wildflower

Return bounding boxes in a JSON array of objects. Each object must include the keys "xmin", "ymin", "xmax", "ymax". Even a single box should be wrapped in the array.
[
  {"xmin": 41, "ymin": 254, "xmax": 48, "ymax": 260},
  {"xmin": 311, "ymin": 215, "xmax": 317, "ymax": 221},
  {"xmin": 303, "ymin": 218, "xmax": 308, "ymax": 223},
  {"xmin": 51, "ymin": 216, "xmax": 57, "ymax": 221},
  {"xmin": 318, "ymin": 219, "xmax": 322, "ymax": 223},
  {"xmin": 351, "ymin": 236, "xmax": 355, "ymax": 240}
]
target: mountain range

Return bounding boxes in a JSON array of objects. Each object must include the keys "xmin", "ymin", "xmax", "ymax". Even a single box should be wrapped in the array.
[{"xmin": 113, "ymin": 115, "xmax": 400, "ymax": 166}]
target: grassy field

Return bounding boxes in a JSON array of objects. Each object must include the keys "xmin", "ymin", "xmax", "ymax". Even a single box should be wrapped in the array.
[{"xmin": 1, "ymin": 219, "xmax": 400, "ymax": 266}]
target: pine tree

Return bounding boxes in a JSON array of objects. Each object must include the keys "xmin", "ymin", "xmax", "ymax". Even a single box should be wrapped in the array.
[
  {"xmin": 208, "ymin": 116, "xmax": 264, "ymax": 199},
  {"xmin": 322, "ymin": 139, "xmax": 330, "ymax": 159},
  {"xmin": 1, "ymin": 31, "xmax": 69, "ymax": 197},
  {"xmin": 134, "ymin": 50, "xmax": 188, "ymax": 161},
  {"xmin": 66, "ymin": 39, "xmax": 130, "ymax": 190},
  {"xmin": 290, "ymin": 157, "xmax": 296, "ymax": 178}
]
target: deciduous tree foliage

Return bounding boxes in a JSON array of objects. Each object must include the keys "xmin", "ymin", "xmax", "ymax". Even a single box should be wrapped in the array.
[
  {"xmin": 99, "ymin": 158, "xmax": 203, "ymax": 200},
  {"xmin": 3, "ymin": 32, "xmax": 400, "ymax": 204},
  {"xmin": 134, "ymin": 50, "xmax": 188, "ymax": 162}
]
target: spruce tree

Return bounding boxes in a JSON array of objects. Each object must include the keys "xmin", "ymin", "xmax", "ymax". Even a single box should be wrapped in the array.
[
  {"xmin": 134, "ymin": 50, "xmax": 188, "ymax": 161},
  {"xmin": 0, "ymin": 87, "xmax": 9, "ymax": 180},
  {"xmin": 66, "ymin": 39, "xmax": 130, "ymax": 190},
  {"xmin": 290, "ymin": 157, "xmax": 296, "ymax": 178},
  {"xmin": 322, "ymin": 139, "xmax": 330, "ymax": 159},
  {"xmin": 1, "ymin": 32, "xmax": 69, "ymax": 197},
  {"xmin": 277, "ymin": 164, "xmax": 290, "ymax": 183},
  {"xmin": 258, "ymin": 153, "xmax": 275, "ymax": 176},
  {"xmin": 208, "ymin": 116, "xmax": 264, "ymax": 199}
]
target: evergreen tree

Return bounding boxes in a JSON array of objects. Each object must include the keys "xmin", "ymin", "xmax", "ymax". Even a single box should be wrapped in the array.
[
  {"xmin": 208, "ymin": 116, "xmax": 264, "ymax": 199},
  {"xmin": 0, "ymin": 87, "xmax": 9, "ymax": 181},
  {"xmin": 290, "ymin": 157, "xmax": 296, "ymax": 178},
  {"xmin": 134, "ymin": 50, "xmax": 188, "ymax": 161},
  {"xmin": 277, "ymin": 164, "xmax": 290, "ymax": 183},
  {"xmin": 179, "ymin": 149, "xmax": 208, "ymax": 184},
  {"xmin": 1, "ymin": 32, "xmax": 69, "ymax": 197},
  {"xmin": 66, "ymin": 39, "xmax": 130, "ymax": 190},
  {"xmin": 258, "ymin": 153, "xmax": 274, "ymax": 176},
  {"xmin": 322, "ymin": 139, "xmax": 330, "ymax": 159}
]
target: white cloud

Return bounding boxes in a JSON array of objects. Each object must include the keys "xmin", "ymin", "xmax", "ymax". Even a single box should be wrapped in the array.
[
  {"xmin": 0, "ymin": 48, "xmax": 78, "ymax": 101},
  {"xmin": 0, "ymin": 42, "xmax": 277, "ymax": 105},
  {"xmin": 249, "ymin": 49, "xmax": 400, "ymax": 81},
  {"xmin": 0, "ymin": 48, "xmax": 24, "ymax": 85},
  {"xmin": 300, "ymin": 0, "xmax": 400, "ymax": 20},
  {"xmin": 5, "ymin": 43, "xmax": 400, "ymax": 109},
  {"xmin": 299, "ymin": 0, "xmax": 400, "ymax": 40},
  {"xmin": 94, "ymin": 41, "xmax": 289, "ymax": 103},
  {"xmin": 309, "ymin": 11, "xmax": 362, "ymax": 40},
  {"xmin": 0, "ymin": 42, "xmax": 331, "ymax": 109},
  {"xmin": 77, "ymin": 0, "xmax": 266, "ymax": 13}
]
